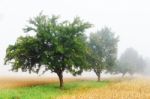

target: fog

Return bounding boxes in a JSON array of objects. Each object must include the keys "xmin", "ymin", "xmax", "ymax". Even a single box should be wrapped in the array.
[{"xmin": 0, "ymin": 0, "xmax": 150, "ymax": 77}]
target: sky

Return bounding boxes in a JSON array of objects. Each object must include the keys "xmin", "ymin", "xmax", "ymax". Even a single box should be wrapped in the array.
[{"xmin": 0, "ymin": 0, "xmax": 150, "ymax": 73}]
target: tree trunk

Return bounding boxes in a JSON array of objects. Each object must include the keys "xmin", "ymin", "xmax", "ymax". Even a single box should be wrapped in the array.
[
  {"xmin": 97, "ymin": 73, "xmax": 101, "ymax": 82},
  {"xmin": 122, "ymin": 73, "xmax": 125, "ymax": 78},
  {"xmin": 122, "ymin": 74, "xmax": 125, "ymax": 77},
  {"xmin": 57, "ymin": 71, "xmax": 63, "ymax": 89},
  {"xmin": 94, "ymin": 69, "xmax": 101, "ymax": 82}
]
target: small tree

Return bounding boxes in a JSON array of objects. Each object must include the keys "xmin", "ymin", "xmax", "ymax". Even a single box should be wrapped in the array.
[
  {"xmin": 5, "ymin": 13, "xmax": 91, "ymax": 88},
  {"xmin": 88, "ymin": 27, "xmax": 118, "ymax": 81}
]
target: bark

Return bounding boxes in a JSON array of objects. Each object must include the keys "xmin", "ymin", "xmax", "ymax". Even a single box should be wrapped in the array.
[
  {"xmin": 94, "ymin": 69, "xmax": 101, "ymax": 82},
  {"xmin": 122, "ymin": 73, "xmax": 126, "ymax": 77},
  {"xmin": 57, "ymin": 71, "xmax": 63, "ymax": 89},
  {"xmin": 122, "ymin": 73, "xmax": 125, "ymax": 77},
  {"xmin": 97, "ymin": 73, "xmax": 101, "ymax": 82}
]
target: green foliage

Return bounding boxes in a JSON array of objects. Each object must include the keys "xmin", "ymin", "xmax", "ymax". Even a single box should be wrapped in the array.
[
  {"xmin": 5, "ymin": 36, "xmax": 41, "ymax": 73},
  {"xmin": 88, "ymin": 27, "xmax": 119, "ymax": 81},
  {"xmin": 23, "ymin": 13, "xmax": 91, "ymax": 75}
]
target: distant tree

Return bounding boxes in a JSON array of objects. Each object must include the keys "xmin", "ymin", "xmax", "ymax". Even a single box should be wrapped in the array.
[
  {"xmin": 143, "ymin": 58, "xmax": 150, "ymax": 75},
  {"xmin": 116, "ymin": 48, "xmax": 145, "ymax": 77},
  {"xmin": 5, "ymin": 13, "xmax": 91, "ymax": 88},
  {"xmin": 88, "ymin": 27, "xmax": 118, "ymax": 81},
  {"xmin": 136, "ymin": 56, "xmax": 146, "ymax": 74}
]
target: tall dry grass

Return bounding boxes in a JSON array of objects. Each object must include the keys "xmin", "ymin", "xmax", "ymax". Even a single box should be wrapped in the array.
[
  {"xmin": 59, "ymin": 77, "xmax": 150, "ymax": 99},
  {"xmin": 0, "ymin": 75, "xmax": 80, "ymax": 88}
]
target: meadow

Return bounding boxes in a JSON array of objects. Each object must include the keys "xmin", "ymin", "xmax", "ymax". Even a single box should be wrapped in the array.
[
  {"xmin": 0, "ymin": 76, "xmax": 150, "ymax": 99},
  {"xmin": 60, "ymin": 77, "xmax": 150, "ymax": 99},
  {"xmin": 0, "ymin": 76, "xmax": 108, "ymax": 99}
]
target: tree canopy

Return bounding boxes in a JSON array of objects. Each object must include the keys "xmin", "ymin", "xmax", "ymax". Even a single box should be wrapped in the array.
[
  {"xmin": 88, "ymin": 27, "xmax": 119, "ymax": 81},
  {"xmin": 115, "ymin": 48, "xmax": 146, "ymax": 76},
  {"xmin": 5, "ymin": 36, "xmax": 41, "ymax": 73},
  {"xmin": 5, "ymin": 13, "xmax": 91, "ymax": 88}
]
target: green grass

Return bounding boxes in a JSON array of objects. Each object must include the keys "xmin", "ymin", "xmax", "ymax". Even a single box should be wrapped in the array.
[{"xmin": 0, "ymin": 80, "xmax": 109, "ymax": 99}]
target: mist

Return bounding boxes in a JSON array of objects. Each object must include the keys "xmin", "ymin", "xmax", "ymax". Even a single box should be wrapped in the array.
[{"xmin": 0, "ymin": 0, "xmax": 150, "ymax": 87}]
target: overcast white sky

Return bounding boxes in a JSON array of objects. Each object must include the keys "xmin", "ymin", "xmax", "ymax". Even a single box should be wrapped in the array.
[{"xmin": 0, "ymin": 0, "xmax": 150, "ymax": 72}]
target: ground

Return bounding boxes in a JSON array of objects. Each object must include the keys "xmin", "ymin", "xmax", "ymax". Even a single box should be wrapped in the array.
[
  {"xmin": 0, "ymin": 75, "xmax": 150, "ymax": 99},
  {"xmin": 60, "ymin": 77, "xmax": 150, "ymax": 99}
]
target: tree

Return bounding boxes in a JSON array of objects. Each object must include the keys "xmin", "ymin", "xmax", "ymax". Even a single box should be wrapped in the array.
[
  {"xmin": 5, "ymin": 13, "xmax": 91, "ymax": 88},
  {"xmin": 88, "ymin": 27, "xmax": 118, "ymax": 81},
  {"xmin": 116, "ymin": 48, "xmax": 145, "ymax": 77},
  {"xmin": 143, "ymin": 58, "xmax": 150, "ymax": 75}
]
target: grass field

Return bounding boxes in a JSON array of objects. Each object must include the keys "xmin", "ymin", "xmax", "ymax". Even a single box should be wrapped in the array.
[
  {"xmin": 59, "ymin": 77, "xmax": 150, "ymax": 99},
  {"xmin": 0, "ymin": 76, "xmax": 150, "ymax": 99},
  {"xmin": 0, "ymin": 77, "xmax": 108, "ymax": 99}
]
